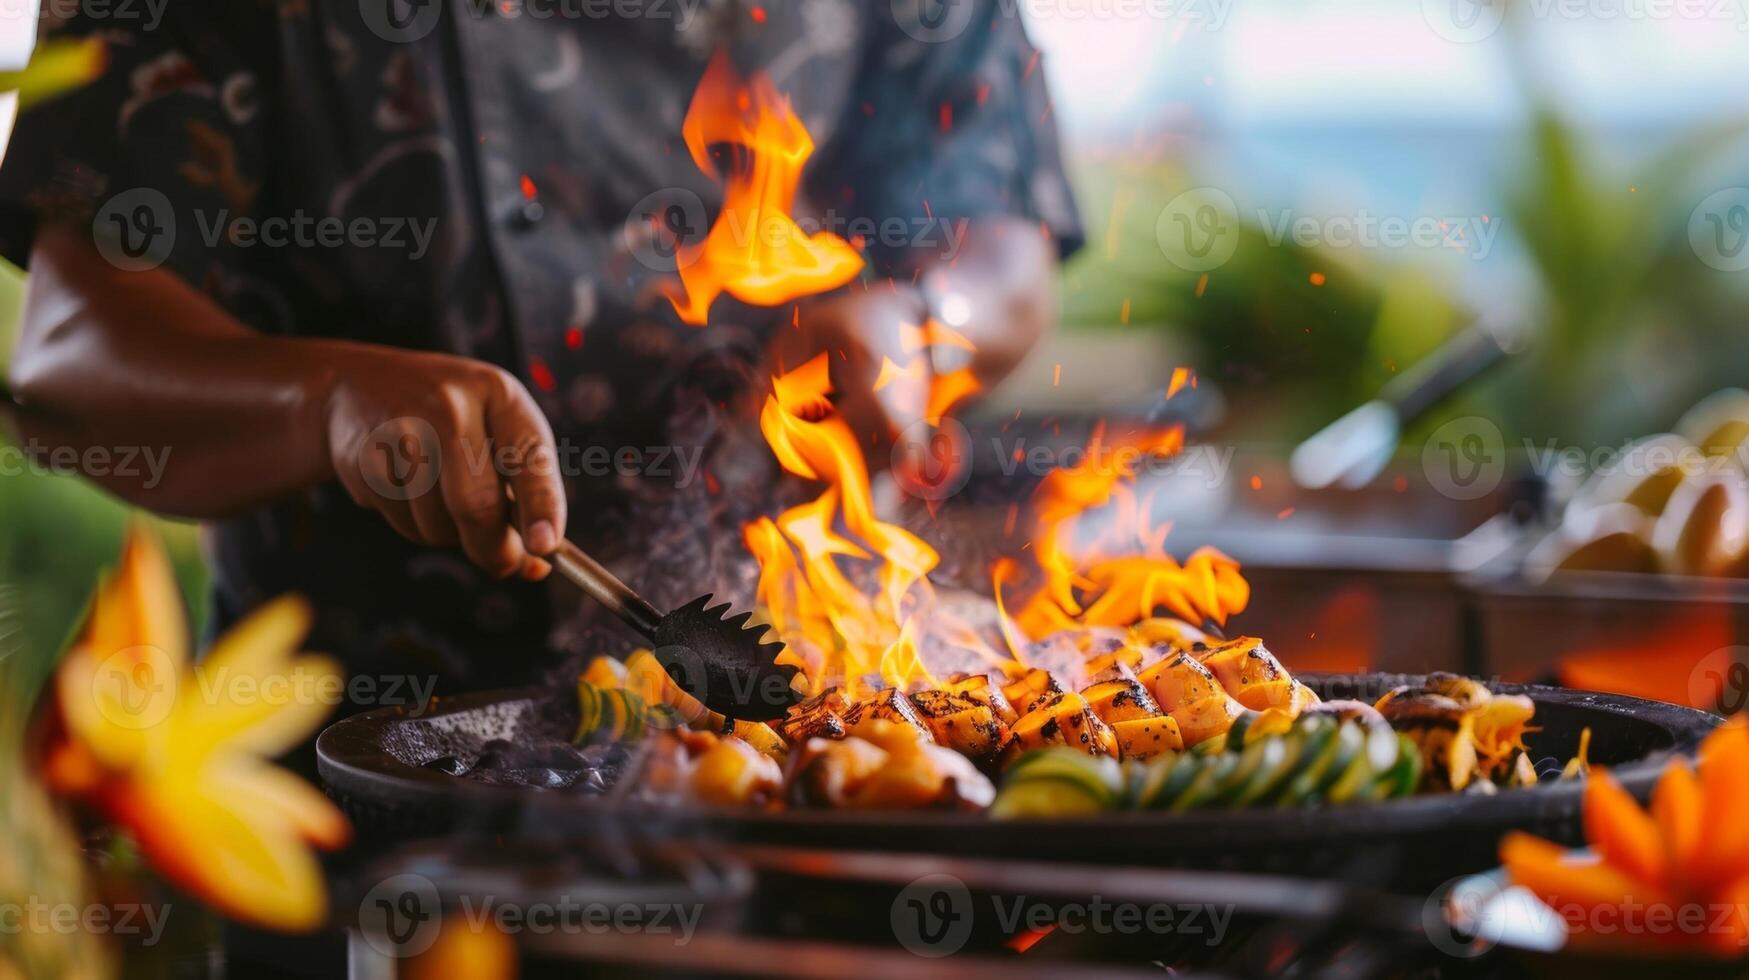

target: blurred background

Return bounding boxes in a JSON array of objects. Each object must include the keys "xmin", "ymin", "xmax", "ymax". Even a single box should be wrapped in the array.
[{"xmin": 4, "ymin": 0, "xmax": 1749, "ymax": 680}]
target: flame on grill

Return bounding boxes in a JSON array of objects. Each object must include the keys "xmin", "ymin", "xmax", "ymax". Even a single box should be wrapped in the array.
[
  {"xmin": 747, "ymin": 360, "xmax": 1252, "ymax": 696},
  {"xmin": 662, "ymin": 52, "xmax": 865, "ymax": 325},
  {"xmin": 687, "ymin": 53, "xmax": 1251, "ymax": 694},
  {"xmin": 744, "ymin": 354, "xmax": 961, "ymax": 697},
  {"xmin": 1007, "ymin": 423, "xmax": 1250, "ymax": 642}
]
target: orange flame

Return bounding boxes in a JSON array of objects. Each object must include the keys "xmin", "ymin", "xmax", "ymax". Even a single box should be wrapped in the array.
[
  {"xmin": 663, "ymin": 52, "xmax": 865, "ymax": 325},
  {"xmin": 1009, "ymin": 423, "xmax": 1249, "ymax": 639},
  {"xmin": 747, "ymin": 360, "xmax": 1251, "ymax": 694},
  {"xmin": 746, "ymin": 354, "xmax": 948, "ymax": 696}
]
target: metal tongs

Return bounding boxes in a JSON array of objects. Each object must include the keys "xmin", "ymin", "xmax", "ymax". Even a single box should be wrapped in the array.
[{"xmin": 550, "ymin": 539, "xmax": 800, "ymax": 721}]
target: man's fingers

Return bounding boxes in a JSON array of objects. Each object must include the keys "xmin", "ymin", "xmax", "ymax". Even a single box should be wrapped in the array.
[
  {"xmin": 407, "ymin": 488, "xmax": 461, "ymax": 549},
  {"xmin": 437, "ymin": 388, "xmax": 524, "ymax": 578},
  {"xmin": 374, "ymin": 499, "xmax": 426, "ymax": 545},
  {"xmin": 485, "ymin": 373, "xmax": 566, "ymax": 556}
]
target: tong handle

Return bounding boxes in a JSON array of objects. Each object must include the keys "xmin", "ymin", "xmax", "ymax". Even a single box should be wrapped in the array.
[{"xmin": 550, "ymin": 539, "xmax": 664, "ymax": 639}]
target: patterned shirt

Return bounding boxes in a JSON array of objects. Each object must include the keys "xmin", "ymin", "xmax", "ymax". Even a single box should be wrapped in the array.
[{"xmin": 0, "ymin": 0, "xmax": 1081, "ymax": 698}]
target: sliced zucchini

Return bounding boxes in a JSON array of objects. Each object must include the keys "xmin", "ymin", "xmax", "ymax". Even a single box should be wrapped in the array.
[
  {"xmin": 1212, "ymin": 735, "xmax": 1289, "ymax": 806},
  {"xmin": 1135, "ymin": 752, "xmax": 1199, "ymax": 809},
  {"xmin": 1369, "ymin": 734, "xmax": 1424, "ymax": 799},
  {"xmin": 1004, "ymin": 748, "xmax": 1124, "ymax": 807},
  {"xmin": 1170, "ymin": 754, "xmax": 1240, "ymax": 811},
  {"xmin": 1278, "ymin": 718, "xmax": 1361, "ymax": 806},
  {"xmin": 990, "ymin": 778, "xmax": 1109, "ymax": 819}
]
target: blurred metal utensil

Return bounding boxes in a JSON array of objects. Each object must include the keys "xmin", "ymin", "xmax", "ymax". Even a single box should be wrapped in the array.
[{"xmin": 1291, "ymin": 320, "xmax": 1521, "ymax": 490}]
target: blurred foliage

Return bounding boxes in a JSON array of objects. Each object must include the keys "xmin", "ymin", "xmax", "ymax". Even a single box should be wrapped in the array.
[
  {"xmin": 1058, "ymin": 156, "xmax": 1467, "ymax": 442},
  {"xmin": 0, "ymin": 20, "xmax": 182, "ymax": 722},
  {"xmin": 1058, "ymin": 107, "xmax": 1749, "ymax": 453},
  {"xmin": 1475, "ymin": 106, "xmax": 1749, "ymax": 445}
]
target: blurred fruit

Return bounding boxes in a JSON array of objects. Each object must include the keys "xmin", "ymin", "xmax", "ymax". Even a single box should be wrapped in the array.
[
  {"xmin": 1650, "ymin": 474, "xmax": 1749, "ymax": 577},
  {"xmin": 1529, "ymin": 503, "xmax": 1657, "ymax": 580},
  {"xmin": 1676, "ymin": 388, "xmax": 1749, "ymax": 458},
  {"xmin": 1566, "ymin": 434, "xmax": 1694, "ymax": 521}
]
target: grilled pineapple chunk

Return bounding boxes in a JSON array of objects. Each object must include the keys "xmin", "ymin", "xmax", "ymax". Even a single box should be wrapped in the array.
[
  {"xmin": 1129, "ymin": 617, "xmax": 1211, "ymax": 652},
  {"xmin": 1136, "ymin": 651, "xmax": 1244, "ymax": 746},
  {"xmin": 1079, "ymin": 678, "xmax": 1162, "ymax": 724},
  {"xmin": 689, "ymin": 736, "xmax": 783, "ymax": 806},
  {"xmin": 943, "ymin": 673, "xmax": 1020, "ymax": 725},
  {"xmin": 848, "ymin": 737, "xmax": 997, "ymax": 810},
  {"xmin": 843, "ymin": 689, "xmax": 934, "ymax": 743},
  {"xmin": 1139, "ymin": 651, "xmax": 1226, "ymax": 708},
  {"xmin": 1001, "ymin": 692, "xmax": 1116, "ymax": 765},
  {"xmin": 909, "ymin": 690, "xmax": 1008, "ymax": 757},
  {"xmin": 1111, "ymin": 716, "xmax": 1184, "ymax": 760},
  {"xmin": 1197, "ymin": 638, "xmax": 1294, "ymax": 711},
  {"xmin": 778, "ymin": 688, "xmax": 849, "ymax": 744},
  {"xmin": 1083, "ymin": 644, "xmax": 1147, "ymax": 682},
  {"xmin": 1001, "ymin": 667, "xmax": 1064, "ymax": 716},
  {"xmin": 727, "ymin": 720, "xmax": 787, "ymax": 758},
  {"xmin": 788, "ymin": 736, "xmax": 889, "ymax": 807}
]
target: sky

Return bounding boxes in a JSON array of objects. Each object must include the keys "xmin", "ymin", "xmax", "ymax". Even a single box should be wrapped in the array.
[{"xmin": 1027, "ymin": 0, "xmax": 1749, "ymax": 137}]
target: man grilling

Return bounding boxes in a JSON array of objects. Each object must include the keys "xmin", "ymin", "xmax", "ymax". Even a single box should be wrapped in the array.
[{"xmin": 0, "ymin": 0, "xmax": 1080, "ymax": 706}]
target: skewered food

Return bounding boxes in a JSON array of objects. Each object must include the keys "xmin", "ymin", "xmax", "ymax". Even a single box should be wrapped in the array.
[
  {"xmin": 994, "ymin": 707, "xmax": 1424, "ymax": 817},
  {"xmin": 574, "ymin": 624, "xmax": 1543, "ymax": 814}
]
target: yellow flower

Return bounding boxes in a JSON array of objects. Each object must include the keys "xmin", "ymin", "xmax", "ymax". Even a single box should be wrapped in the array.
[{"xmin": 38, "ymin": 523, "xmax": 349, "ymax": 932}]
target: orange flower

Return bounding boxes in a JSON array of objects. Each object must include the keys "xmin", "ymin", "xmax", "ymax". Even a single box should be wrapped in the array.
[
  {"xmin": 37, "ymin": 524, "xmax": 350, "ymax": 932},
  {"xmin": 1501, "ymin": 716, "xmax": 1749, "ymax": 956}
]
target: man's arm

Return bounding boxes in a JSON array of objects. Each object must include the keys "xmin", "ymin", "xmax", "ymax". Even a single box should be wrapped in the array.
[{"xmin": 5, "ymin": 224, "xmax": 564, "ymax": 577}]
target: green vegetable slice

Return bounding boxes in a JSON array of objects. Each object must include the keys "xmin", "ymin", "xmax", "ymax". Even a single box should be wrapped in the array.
[{"xmin": 991, "ymin": 778, "xmax": 1109, "ymax": 819}]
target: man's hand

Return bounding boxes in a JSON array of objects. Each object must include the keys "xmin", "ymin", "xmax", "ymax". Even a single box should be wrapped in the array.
[
  {"xmin": 324, "ymin": 348, "xmax": 566, "ymax": 579},
  {"xmin": 9, "ymin": 225, "xmax": 565, "ymax": 580},
  {"xmin": 772, "ymin": 283, "xmax": 933, "ymax": 452},
  {"xmin": 770, "ymin": 216, "xmax": 1059, "ymax": 460}
]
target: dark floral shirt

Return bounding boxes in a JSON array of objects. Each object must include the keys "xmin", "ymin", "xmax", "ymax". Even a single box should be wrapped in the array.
[{"xmin": 0, "ymin": 0, "xmax": 1081, "ymax": 700}]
